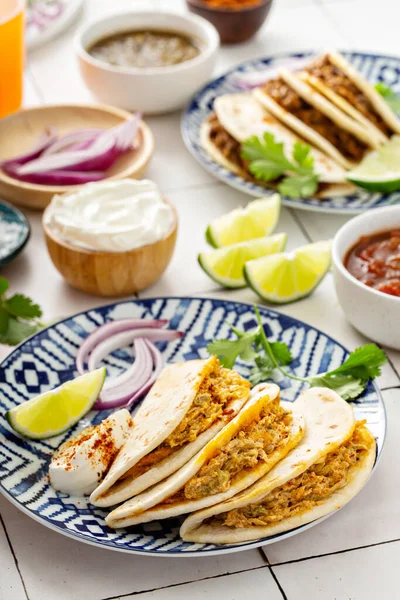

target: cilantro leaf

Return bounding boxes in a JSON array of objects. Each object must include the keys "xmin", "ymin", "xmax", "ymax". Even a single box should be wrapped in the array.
[
  {"xmin": 307, "ymin": 373, "xmax": 366, "ymax": 401},
  {"xmin": 5, "ymin": 294, "xmax": 43, "ymax": 320},
  {"xmin": 0, "ymin": 277, "xmax": 9, "ymax": 297},
  {"xmin": 207, "ymin": 331, "xmax": 257, "ymax": 369},
  {"xmin": 250, "ymin": 354, "xmax": 275, "ymax": 385},
  {"xmin": 241, "ymin": 133, "xmax": 294, "ymax": 182},
  {"xmin": 0, "ymin": 307, "xmax": 9, "ymax": 334},
  {"xmin": 0, "ymin": 317, "xmax": 42, "ymax": 346},
  {"xmin": 270, "ymin": 341, "xmax": 293, "ymax": 366},
  {"xmin": 279, "ymin": 174, "xmax": 319, "ymax": 199},
  {"xmin": 330, "ymin": 344, "xmax": 386, "ymax": 379},
  {"xmin": 375, "ymin": 83, "xmax": 400, "ymax": 113},
  {"xmin": 292, "ymin": 141, "xmax": 315, "ymax": 172}
]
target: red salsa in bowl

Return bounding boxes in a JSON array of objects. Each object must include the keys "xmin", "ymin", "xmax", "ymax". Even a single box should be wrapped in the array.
[{"xmin": 345, "ymin": 229, "xmax": 400, "ymax": 297}]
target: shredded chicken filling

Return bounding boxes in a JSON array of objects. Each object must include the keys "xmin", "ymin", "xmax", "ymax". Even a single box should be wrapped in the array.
[
  {"xmin": 262, "ymin": 77, "xmax": 368, "ymax": 162},
  {"xmin": 121, "ymin": 366, "xmax": 250, "ymax": 481},
  {"xmin": 161, "ymin": 400, "xmax": 292, "ymax": 506},
  {"xmin": 306, "ymin": 56, "xmax": 391, "ymax": 137},
  {"xmin": 220, "ymin": 421, "xmax": 374, "ymax": 528}
]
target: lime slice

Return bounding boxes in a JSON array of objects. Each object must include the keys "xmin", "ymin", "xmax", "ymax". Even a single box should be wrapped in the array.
[
  {"xmin": 6, "ymin": 368, "xmax": 106, "ymax": 439},
  {"xmin": 199, "ymin": 233, "xmax": 287, "ymax": 288},
  {"xmin": 347, "ymin": 135, "xmax": 400, "ymax": 192},
  {"xmin": 245, "ymin": 241, "xmax": 331, "ymax": 303},
  {"xmin": 206, "ymin": 195, "xmax": 281, "ymax": 248}
]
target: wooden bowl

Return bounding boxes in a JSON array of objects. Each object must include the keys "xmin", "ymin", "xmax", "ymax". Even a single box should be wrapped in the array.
[
  {"xmin": 186, "ymin": 0, "xmax": 273, "ymax": 44},
  {"xmin": 42, "ymin": 199, "xmax": 178, "ymax": 297},
  {"xmin": 0, "ymin": 104, "xmax": 154, "ymax": 210}
]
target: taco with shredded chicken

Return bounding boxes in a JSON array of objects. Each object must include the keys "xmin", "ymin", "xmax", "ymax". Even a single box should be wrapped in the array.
[
  {"xmin": 105, "ymin": 383, "xmax": 305, "ymax": 528},
  {"xmin": 90, "ymin": 356, "xmax": 250, "ymax": 507},
  {"xmin": 202, "ymin": 92, "xmax": 354, "ymax": 197},
  {"xmin": 254, "ymin": 69, "xmax": 380, "ymax": 169},
  {"xmin": 180, "ymin": 387, "xmax": 375, "ymax": 545},
  {"xmin": 299, "ymin": 52, "xmax": 400, "ymax": 143}
]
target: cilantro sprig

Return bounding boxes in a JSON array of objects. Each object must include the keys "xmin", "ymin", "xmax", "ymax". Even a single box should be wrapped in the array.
[
  {"xmin": 207, "ymin": 307, "xmax": 386, "ymax": 401},
  {"xmin": 241, "ymin": 133, "xmax": 319, "ymax": 199},
  {"xmin": 375, "ymin": 83, "xmax": 400, "ymax": 114},
  {"xmin": 0, "ymin": 277, "xmax": 45, "ymax": 346}
]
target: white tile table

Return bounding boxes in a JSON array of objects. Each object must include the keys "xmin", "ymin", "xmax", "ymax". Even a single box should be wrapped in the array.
[{"xmin": 0, "ymin": 0, "xmax": 399, "ymax": 598}]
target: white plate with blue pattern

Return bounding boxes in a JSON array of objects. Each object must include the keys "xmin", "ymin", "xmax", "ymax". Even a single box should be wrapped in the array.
[
  {"xmin": 182, "ymin": 51, "xmax": 400, "ymax": 215},
  {"xmin": 0, "ymin": 297, "xmax": 385, "ymax": 556}
]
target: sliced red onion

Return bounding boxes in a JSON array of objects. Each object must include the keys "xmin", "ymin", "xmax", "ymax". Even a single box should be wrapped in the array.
[
  {"xmin": 93, "ymin": 338, "xmax": 154, "ymax": 409},
  {"xmin": 76, "ymin": 318, "xmax": 168, "ymax": 375},
  {"xmin": 3, "ymin": 164, "xmax": 105, "ymax": 186},
  {"xmin": 123, "ymin": 339, "xmax": 165, "ymax": 409},
  {"xmin": 0, "ymin": 128, "xmax": 58, "ymax": 168},
  {"xmin": 42, "ymin": 129, "xmax": 103, "ymax": 156},
  {"xmin": 87, "ymin": 328, "xmax": 183, "ymax": 372}
]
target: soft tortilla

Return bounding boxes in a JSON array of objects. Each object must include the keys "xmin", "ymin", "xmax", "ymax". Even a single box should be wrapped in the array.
[
  {"xmin": 254, "ymin": 69, "xmax": 379, "ymax": 169},
  {"xmin": 181, "ymin": 387, "xmax": 365, "ymax": 544},
  {"xmin": 301, "ymin": 52, "xmax": 400, "ymax": 141},
  {"xmin": 91, "ymin": 357, "xmax": 250, "ymax": 507},
  {"xmin": 105, "ymin": 383, "xmax": 305, "ymax": 528},
  {"xmin": 202, "ymin": 93, "xmax": 355, "ymax": 197}
]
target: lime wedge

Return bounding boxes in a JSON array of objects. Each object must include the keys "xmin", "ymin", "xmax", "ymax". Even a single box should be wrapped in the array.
[
  {"xmin": 245, "ymin": 241, "xmax": 331, "ymax": 303},
  {"xmin": 206, "ymin": 195, "xmax": 281, "ymax": 248},
  {"xmin": 347, "ymin": 135, "xmax": 400, "ymax": 192},
  {"xmin": 6, "ymin": 368, "xmax": 106, "ymax": 439},
  {"xmin": 199, "ymin": 233, "xmax": 287, "ymax": 288}
]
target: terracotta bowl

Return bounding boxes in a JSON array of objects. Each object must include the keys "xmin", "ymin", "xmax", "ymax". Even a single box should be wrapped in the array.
[
  {"xmin": 186, "ymin": 0, "xmax": 273, "ymax": 44},
  {"xmin": 42, "ymin": 199, "xmax": 178, "ymax": 297},
  {"xmin": 0, "ymin": 104, "xmax": 154, "ymax": 210}
]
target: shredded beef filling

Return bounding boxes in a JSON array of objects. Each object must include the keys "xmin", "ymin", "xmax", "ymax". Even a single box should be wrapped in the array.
[
  {"xmin": 307, "ymin": 56, "xmax": 391, "ymax": 137},
  {"xmin": 121, "ymin": 366, "xmax": 250, "ymax": 481},
  {"xmin": 262, "ymin": 77, "xmax": 368, "ymax": 162},
  {"xmin": 208, "ymin": 113, "xmax": 249, "ymax": 172},
  {"xmin": 221, "ymin": 421, "xmax": 374, "ymax": 528}
]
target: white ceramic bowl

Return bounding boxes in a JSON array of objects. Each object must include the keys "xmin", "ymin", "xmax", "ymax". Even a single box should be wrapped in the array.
[
  {"xmin": 75, "ymin": 11, "xmax": 219, "ymax": 115},
  {"xmin": 332, "ymin": 205, "xmax": 400, "ymax": 350}
]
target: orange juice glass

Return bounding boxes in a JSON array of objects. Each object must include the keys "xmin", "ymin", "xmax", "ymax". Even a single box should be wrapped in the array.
[{"xmin": 0, "ymin": 0, "xmax": 24, "ymax": 118}]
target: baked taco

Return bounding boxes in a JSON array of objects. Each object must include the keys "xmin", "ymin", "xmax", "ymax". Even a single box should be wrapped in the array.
[
  {"xmin": 254, "ymin": 69, "xmax": 379, "ymax": 169},
  {"xmin": 180, "ymin": 387, "xmax": 375, "ymax": 545},
  {"xmin": 90, "ymin": 357, "xmax": 250, "ymax": 507},
  {"xmin": 105, "ymin": 383, "xmax": 304, "ymax": 528},
  {"xmin": 299, "ymin": 52, "xmax": 400, "ymax": 143},
  {"xmin": 202, "ymin": 93, "xmax": 354, "ymax": 197}
]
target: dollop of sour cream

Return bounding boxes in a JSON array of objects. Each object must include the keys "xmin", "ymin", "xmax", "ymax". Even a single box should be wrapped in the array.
[
  {"xmin": 49, "ymin": 409, "xmax": 133, "ymax": 496},
  {"xmin": 44, "ymin": 179, "xmax": 175, "ymax": 252}
]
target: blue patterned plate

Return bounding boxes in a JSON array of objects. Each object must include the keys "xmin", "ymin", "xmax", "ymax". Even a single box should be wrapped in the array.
[
  {"xmin": 0, "ymin": 297, "xmax": 385, "ymax": 556},
  {"xmin": 182, "ymin": 51, "xmax": 400, "ymax": 215},
  {"xmin": 0, "ymin": 200, "xmax": 30, "ymax": 267}
]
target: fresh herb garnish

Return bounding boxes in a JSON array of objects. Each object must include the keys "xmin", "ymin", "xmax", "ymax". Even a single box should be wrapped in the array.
[
  {"xmin": 375, "ymin": 83, "xmax": 400, "ymax": 113},
  {"xmin": 241, "ymin": 133, "xmax": 319, "ymax": 199},
  {"xmin": 207, "ymin": 307, "xmax": 386, "ymax": 401},
  {"xmin": 0, "ymin": 277, "xmax": 45, "ymax": 346}
]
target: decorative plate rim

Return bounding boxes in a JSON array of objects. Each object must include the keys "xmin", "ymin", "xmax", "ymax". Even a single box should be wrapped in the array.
[
  {"xmin": 0, "ymin": 296, "xmax": 386, "ymax": 556},
  {"xmin": 181, "ymin": 50, "xmax": 400, "ymax": 215}
]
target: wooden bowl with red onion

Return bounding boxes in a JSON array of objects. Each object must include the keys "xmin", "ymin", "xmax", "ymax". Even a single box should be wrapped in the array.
[{"xmin": 0, "ymin": 104, "xmax": 154, "ymax": 210}]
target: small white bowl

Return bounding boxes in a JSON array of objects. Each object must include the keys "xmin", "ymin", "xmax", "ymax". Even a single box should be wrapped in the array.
[
  {"xmin": 332, "ymin": 205, "xmax": 400, "ymax": 350},
  {"xmin": 75, "ymin": 11, "xmax": 219, "ymax": 115}
]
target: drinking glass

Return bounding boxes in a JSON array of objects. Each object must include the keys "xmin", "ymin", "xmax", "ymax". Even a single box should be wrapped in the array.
[{"xmin": 0, "ymin": 0, "xmax": 24, "ymax": 118}]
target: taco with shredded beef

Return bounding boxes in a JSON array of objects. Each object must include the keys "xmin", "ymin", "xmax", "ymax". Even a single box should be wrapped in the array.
[
  {"xmin": 180, "ymin": 387, "xmax": 375, "ymax": 545},
  {"xmin": 299, "ymin": 52, "xmax": 400, "ymax": 143},
  {"xmin": 254, "ymin": 69, "xmax": 380, "ymax": 169},
  {"xmin": 105, "ymin": 383, "xmax": 305, "ymax": 528},
  {"xmin": 201, "ymin": 92, "xmax": 355, "ymax": 198},
  {"xmin": 90, "ymin": 357, "xmax": 250, "ymax": 507}
]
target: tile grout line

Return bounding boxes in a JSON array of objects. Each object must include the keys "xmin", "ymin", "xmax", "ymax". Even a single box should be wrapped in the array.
[
  {"xmin": 98, "ymin": 565, "xmax": 271, "ymax": 600},
  {"xmin": 269, "ymin": 566, "xmax": 289, "ymax": 600},
  {"xmin": 25, "ymin": 63, "xmax": 46, "ymax": 105},
  {"xmin": 287, "ymin": 209, "xmax": 313, "ymax": 243},
  {"xmin": 385, "ymin": 354, "xmax": 400, "ymax": 382},
  {"xmin": 269, "ymin": 536, "xmax": 400, "ymax": 568},
  {"xmin": 380, "ymin": 385, "xmax": 400, "ymax": 391},
  {"xmin": 0, "ymin": 513, "xmax": 30, "ymax": 600}
]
